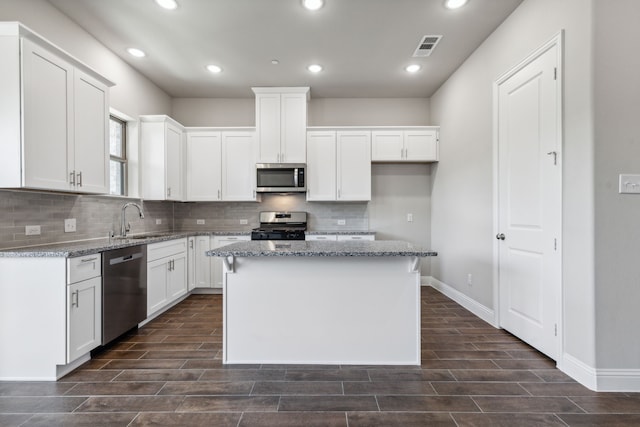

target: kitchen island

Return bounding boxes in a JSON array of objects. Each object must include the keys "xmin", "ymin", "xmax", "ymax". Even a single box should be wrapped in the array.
[{"xmin": 207, "ymin": 240, "xmax": 437, "ymax": 366}]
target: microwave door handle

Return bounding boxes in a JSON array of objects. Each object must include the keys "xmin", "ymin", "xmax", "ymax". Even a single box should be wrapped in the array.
[{"xmin": 293, "ymin": 168, "xmax": 299, "ymax": 188}]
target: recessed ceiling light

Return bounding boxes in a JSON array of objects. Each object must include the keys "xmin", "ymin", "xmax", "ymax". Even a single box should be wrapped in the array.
[
  {"xmin": 127, "ymin": 48, "xmax": 146, "ymax": 58},
  {"xmin": 405, "ymin": 64, "xmax": 421, "ymax": 73},
  {"xmin": 302, "ymin": 0, "xmax": 324, "ymax": 11},
  {"xmin": 444, "ymin": 0, "xmax": 468, "ymax": 9},
  {"xmin": 307, "ymin": 64, "xmax": 323, "ymax": 73},
  {"xmin": 206, "ymin": 64, "xmax": 222, "ymax": 73},
  {"xmin": 154, "ymin": 0, "xmax": 178, "ymax": 10}
]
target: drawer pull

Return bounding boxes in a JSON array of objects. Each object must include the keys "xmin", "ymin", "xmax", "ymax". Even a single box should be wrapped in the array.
[{"xmin": 80, "ymin": 257, "xmax": 98, "ymax": 263}]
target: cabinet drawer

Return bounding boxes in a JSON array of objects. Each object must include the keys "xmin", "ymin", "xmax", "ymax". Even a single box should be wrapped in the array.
[
  {"xmin": 305, "ymin": 235, "xmax": 338, "ymax": 241},
  {"xmin": 212, "ymin": 235, "xmax": 250, "ymax": 248},
  {"xmin": 67, "ymin": 254, "xmax": 102, "ymax": 284},
  {"xmin": 147, "ymin": 238, "xmax": 188, "ymax": 262},
  {"xmin": 337, "ymin": 235, "xmax": 375, "ymax": 241}
]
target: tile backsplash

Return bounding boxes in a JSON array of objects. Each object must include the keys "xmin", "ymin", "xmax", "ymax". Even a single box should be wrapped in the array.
[
  {"xmin": 174, "ymin": 194, "xmax": 369, "ymax": 232},
  {"xmin": 0, "ymin": 190, "xmax": 369, "ymax": 249}
]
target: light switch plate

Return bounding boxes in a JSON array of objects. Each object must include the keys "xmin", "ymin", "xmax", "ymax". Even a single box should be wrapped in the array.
[
  {"xmin": 156, "ymin": 219, "xmax": 162, "ymax": 225},
  {"xmin": 337, "ymin": 219, "xmax": 346, "ymax": 226},
  {"xmin": 64, "ymin": 218, "xmax": 76, "ymax": 233},
  {"xmin": 619, "ymin": 174, "xmax": 640, "ymax": 194},
  {"xmin": 239, "ymin": 219, "xmax": 248, "ymax": 225},
  {"xmin": 197, "ymin": 219, "xmax": 205, "ymax": 225}
]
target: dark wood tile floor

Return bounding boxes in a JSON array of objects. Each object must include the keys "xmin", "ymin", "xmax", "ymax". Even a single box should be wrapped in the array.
[{"xmin": 2, "ymin": 287, "xmax": 640, "ymax": 426}]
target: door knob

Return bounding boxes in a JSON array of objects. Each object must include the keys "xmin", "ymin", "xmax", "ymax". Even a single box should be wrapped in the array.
[{"xmin": 496, "ymin": 233, "xmax": 506, "ymax": 240}]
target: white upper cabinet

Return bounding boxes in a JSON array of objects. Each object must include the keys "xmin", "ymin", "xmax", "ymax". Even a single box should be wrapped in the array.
[
  {"xmin": 0, "ymin": 24, "xmax": 112, "ymax": 193},
  {"xmin": 253, "ymin": 87, "xmax": 309, "ymax": 163},
  {"xmin": 185, "ymin": 129, "xmax": 257, "ymax": 202},
  {"xmin": 140, "ymin": 115, "xmax": 185, "ymax": 201},
  {"xmin": 222, "ymin": 131, "xmax": 257, "ymax": 201},
  {"xmin": 306, "ymin": 131, "xmax": 337, "ymax": 201},
  {"xmin": 186, "ymin": 131, "xmax": 222, "ymax": 201},
  {"xmin": 337, "ymin": 130, "xmax": 371, "ymax": 201},
  {"xmin": 306, "ymin": 130, "xmax": 371, "ymax": 202},
  {"xmin": 371, "ymin": 128, "xmax": 439, "ymax": 162}
]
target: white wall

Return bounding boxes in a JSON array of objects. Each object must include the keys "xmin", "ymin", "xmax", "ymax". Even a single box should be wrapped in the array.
[
  {"xmin": 309, "ymin": 98, "xmax": 430, "ymax": 126},
  {"xmin": 0, "ymin": 0, "xmax": 171, "ymax": 118},
  {"xmin": 593, "ymin": 0, "xmax": 640, "ymax": 369},
  {"xmin": 430, "ymin": 0, "xmax": 596, "ymax": 372},
  {"xmin": 172, "ymin": 98, "xmax": 254, "ymax": 127},
  {"xmin": 171, "ymin": 97, "xmax": 431, "ymax": 127},
  {"xmin": 370, "ymin": 164, "xmax": 432, "ymax": 275}
]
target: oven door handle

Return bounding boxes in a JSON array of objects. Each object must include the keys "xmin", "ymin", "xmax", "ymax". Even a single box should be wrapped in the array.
[{"xmin": 293, "ymin": 168, "xmax": 299, "ymax": 188}]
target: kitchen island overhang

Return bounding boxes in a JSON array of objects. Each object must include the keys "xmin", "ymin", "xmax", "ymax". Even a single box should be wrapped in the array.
[{"xmin": 207, "ymin": 240, "xmax": 437, "ymax": 366}]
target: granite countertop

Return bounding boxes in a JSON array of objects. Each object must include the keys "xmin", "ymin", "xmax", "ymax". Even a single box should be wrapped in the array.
[
  {"xmin": 206, "ymin": 240, "xmax": 436, "ymax": 257},
  {"xmin": 0, "ymin": 231, "xmax": 252, "ymax": 258}
]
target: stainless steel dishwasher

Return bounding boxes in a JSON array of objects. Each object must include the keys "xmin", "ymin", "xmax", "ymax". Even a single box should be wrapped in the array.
[{"xmin": 102, "ymin": 245, "xmax": 147, "ymax": 345}]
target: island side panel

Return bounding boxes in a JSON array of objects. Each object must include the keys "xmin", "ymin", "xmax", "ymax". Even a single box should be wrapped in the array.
[{"xmin": 223, "ymin": 256, "xmax": 420, "ymax": 365}]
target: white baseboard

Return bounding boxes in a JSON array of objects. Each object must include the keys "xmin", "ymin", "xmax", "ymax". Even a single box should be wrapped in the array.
[
  {"xmin": 561, "ymin": 353, "xmax": 598, "ymax": 390},
  {"xmin": 424, "ymin": 276, "xmax": 496, "ymax": 326},
  {"xmin": 561, "ymin": 353, "xmax": 640, "ymax": 392}
]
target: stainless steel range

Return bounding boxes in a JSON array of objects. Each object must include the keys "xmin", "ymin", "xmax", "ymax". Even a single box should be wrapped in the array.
[{"xmin": 251, "ymin": 211, "xmax": 307, "ymax": 241}]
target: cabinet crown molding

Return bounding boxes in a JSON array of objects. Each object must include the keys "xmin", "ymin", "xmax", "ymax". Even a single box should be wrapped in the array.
[{"xmin": 252, "ymin": 87, "xmax": 310, "ymax": 100}]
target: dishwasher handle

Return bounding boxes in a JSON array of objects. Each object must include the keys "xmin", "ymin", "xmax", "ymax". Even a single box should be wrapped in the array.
[{"xmin": 109, "ymin": 251, "xmax": 144, "ymax": 266}]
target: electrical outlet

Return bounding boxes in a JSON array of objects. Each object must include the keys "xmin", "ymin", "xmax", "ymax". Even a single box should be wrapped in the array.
[
  {"xmin": 25, "ymin": 225, "xmax": 41, "ymax": 236},
  {"xmin": 197, "ymin": 219, "xmax": 205, "ymax": 225},
  {"xmin": 156, "ymin": 219, "xmax": 162, "ymax": 225},
  {"xmin": 407, "ymin": 213, "xmax": 413, "ymax": 222},
  {"xmin": 337, "ymin": 219, "xmax": 346, "ymax": 226},
  {"xmin": 467, "ymin": 273, "xmax": 473, "ymax": 286},
  {"xmin": 64, "ymin": 218, "xmax": 76, "ymax": 233},
  {"xmin": 239, "ymin": 219, "xmax": 248, "ymax": 225}
]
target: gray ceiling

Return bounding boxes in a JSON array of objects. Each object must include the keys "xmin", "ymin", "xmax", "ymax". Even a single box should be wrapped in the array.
[{"xmin": 47, "ymin": 0, "xmax": 523, "ymax": 99}]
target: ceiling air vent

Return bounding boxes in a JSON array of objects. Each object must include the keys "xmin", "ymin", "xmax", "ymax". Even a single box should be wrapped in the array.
[{"xmin": 412, "ymin": 35, "xmax": 442, "ymax": 57}]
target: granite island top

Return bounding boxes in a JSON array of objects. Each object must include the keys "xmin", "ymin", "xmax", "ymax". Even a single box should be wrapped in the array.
[{"xmin": 206, "ymin": 240, "xmax": 437, "ymax": 257}]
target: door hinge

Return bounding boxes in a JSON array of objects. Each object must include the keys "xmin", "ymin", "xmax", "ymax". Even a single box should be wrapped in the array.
[
  {"xmin": 553, "ymin": 67, "xmax": 557, "ymax": 80},
  {"xmin": 554, "ymin": 323, "xmax": 558, "ymax": 337}
]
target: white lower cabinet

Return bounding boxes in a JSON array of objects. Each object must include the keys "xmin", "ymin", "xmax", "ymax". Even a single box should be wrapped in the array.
[
  {"xmin": 67, "ymin": 276, "xmax": 101, "ymax": 363},
  {"xmin": 211, "ymin": 235, "xmax": 250, "ymax": 288},
  {"xmin": 0, "ymin": 253, "xmax": 103, "ymax": 380},
  {"xmin": 147, "ymin": 239, "xmax": 188, "ymax": 316},
  {"xmin": 193, "ymin": 235, "xmax": 212, "ymax": 288}
]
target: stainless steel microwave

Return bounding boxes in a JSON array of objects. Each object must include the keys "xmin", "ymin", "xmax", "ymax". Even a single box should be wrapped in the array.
[{"xmin": 256, "ymin": 163, "xmax": 306, "ymax": 193}]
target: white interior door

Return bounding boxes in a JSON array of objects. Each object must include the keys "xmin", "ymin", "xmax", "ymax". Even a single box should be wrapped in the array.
[{"xmin": 496, "ymin": 39, "xmax": 561, "ymax": 360}]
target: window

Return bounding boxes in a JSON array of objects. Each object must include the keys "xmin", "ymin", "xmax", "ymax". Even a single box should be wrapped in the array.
[{"xmin": 109, "ymin": 116, "xmax": 127, "ymax": 195}]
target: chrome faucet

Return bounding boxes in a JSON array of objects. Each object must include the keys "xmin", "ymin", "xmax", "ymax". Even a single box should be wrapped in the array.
[{"xmin": 120, "ymin": 202, "xmax": 145, "ymax": 237}]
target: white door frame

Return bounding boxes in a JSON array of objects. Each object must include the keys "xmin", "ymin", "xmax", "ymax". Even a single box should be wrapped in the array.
[{"xmin": 492, "ymin": 31, "xmax": 564, "ymax": 364}]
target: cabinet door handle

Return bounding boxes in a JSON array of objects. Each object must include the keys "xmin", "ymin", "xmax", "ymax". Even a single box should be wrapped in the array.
[
  {"xmin": 72, "ymin": 289, "xmax": 79, "ymax": 308},
  {"xmin": 189, "ymin": 240, "xmax": 194, "ymax": 249},
  {"xmin": 80, "ymin": 257, "xmax": 98, "ymax": 263},
  {"xmin": 218, "ymin": 189, "xmax": 221, "ymax": 200},
  {"xmin": 167, "ymin": 187, "xmax": 171, "ymax": 197},
  {"xmin": 77, "ymin": 171, "xmax": 83, "ymax": 187},
  {"xmin": 70, "ymin": 170, "xmax": 76, "ymax": 186},
  {"xmin": 338, "ymin": 189, "xmax": 341, "ymax": 199}
]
